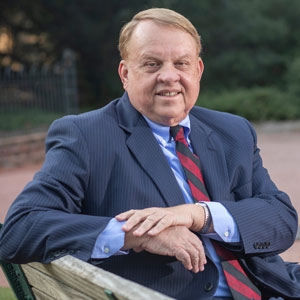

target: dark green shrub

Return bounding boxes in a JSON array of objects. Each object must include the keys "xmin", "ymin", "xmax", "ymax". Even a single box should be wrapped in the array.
[
  {"xmin": 196, "ymin": 87, "xmax": 300, "ymax": 121},
  {"xmin": 0, "ymin": 109, "xmax": 63, "ymax": 132}
]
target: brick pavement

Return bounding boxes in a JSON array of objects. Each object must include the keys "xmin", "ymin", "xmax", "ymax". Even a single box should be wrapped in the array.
[{"xmin": 1, "ymin": 123, "xmax": 300, "ymax": 287}]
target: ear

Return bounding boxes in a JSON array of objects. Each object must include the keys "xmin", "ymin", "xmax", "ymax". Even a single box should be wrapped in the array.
[
  {"xmin": 198, "ymin": 57, "xmax": 204, "ymax": 80},
  {"xmin": 118, "ymin": 60, "xmax": 129, "ymax": 90}
]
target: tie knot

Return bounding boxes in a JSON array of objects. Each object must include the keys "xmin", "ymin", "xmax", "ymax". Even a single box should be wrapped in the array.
[{"xmin": 169, "ymin": 125, "xmax": 183, "ymax": 141}]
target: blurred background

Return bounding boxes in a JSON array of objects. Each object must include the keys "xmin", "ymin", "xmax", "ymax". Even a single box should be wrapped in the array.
[
  {"xmin": 1, "ymin": 0, "xmax": 300, "ymax": 124},
  {"xmin": 0, "ymin": 0, "xmax": 300, "ymax": 299}
]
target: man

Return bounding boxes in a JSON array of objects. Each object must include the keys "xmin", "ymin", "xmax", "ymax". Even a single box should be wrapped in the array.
[{"xmin": 0, "ymin": 8, "xmax": 299, "ymax": 300}]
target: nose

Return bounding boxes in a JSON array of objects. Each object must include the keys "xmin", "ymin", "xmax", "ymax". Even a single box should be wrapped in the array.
[{"xmin": 157, "ymin": 63, "xmax": 180, "ymax": 84}]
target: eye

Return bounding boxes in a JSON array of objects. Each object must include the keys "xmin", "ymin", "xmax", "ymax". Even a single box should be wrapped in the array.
[
  {"xmin": 145, "ymin": 62, "xmax": 160, "ymax": 68},
  {"xmin": 143, "ymin": 61, "xmax": 161, "ymax": 72},
  {"xmin": 175, "ymin": 61, "xmax": 189, "ymax": 67}
]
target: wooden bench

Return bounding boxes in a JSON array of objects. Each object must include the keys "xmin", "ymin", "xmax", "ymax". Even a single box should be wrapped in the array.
[{"xmin": 1, "ymin": 254, "xmax": 175, "ymax": 300}]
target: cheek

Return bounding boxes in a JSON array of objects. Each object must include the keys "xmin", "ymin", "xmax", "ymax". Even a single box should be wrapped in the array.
[
  {"xmin": 186, "ymin": 75, "xmax": 200, "ymax": 95},
  {"xmin": 128, "ymin": 73, "xmax": 153, "ymax": 92},
  {"xmin": 184, "ymin": 81, "xmax": 200, "ymax": 109}
]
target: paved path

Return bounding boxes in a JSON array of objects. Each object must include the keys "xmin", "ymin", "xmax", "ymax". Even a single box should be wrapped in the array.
[
  {"xmin": 255, "ymin": 126, "xmax": 300, "ymax": 263},
  {"xmin": 1, "ymin": 124, "xmax": 300, "ymax": 286}
]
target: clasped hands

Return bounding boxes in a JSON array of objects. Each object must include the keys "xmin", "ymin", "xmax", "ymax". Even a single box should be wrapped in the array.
[{"xmin": 116, "ymin": 204, "xmax": 208, "ymax": 273}]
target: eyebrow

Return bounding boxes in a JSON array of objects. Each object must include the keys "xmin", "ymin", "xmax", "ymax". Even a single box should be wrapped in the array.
[
  {"xmin": 140, "ymin": 53, "xmax": 193, "ymax": 60},
  {"xmin": 140, "ymin": 53, "xmax": 161, "ymax": 60}
]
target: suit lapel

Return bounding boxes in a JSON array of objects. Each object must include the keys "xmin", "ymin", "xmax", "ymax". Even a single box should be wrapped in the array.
[
  {"xmin": 116, "ymin": 93, "xmax": 185, "ymax": 207},
  {"xmin": 189, "ymin": 113, "xmax": 231, "ymax": 203},
  {"xmin": 116, "ymin": 93, "xmax": 231, "ymax": 206}
]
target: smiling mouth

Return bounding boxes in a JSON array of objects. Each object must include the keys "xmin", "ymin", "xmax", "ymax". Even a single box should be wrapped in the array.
[{"xmin": 156, "ymin": 91, "xmax": 180, "ymax": 97}]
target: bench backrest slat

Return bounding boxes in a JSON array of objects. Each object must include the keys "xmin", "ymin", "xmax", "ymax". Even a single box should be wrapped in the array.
[
  {"xmin": 21, "ymin": 255, "xmax": 174, "ymax": 300},
  {"xmin": 1, "ymin": 220, "xmax": 174, "ymax": 300},
  {"xmin": 31, "ymin": 287, "xmax": 56, "ymax": 300},
  {"xmin": 22, "ymin": 263, "xmax": 95, "ymax": 300}
]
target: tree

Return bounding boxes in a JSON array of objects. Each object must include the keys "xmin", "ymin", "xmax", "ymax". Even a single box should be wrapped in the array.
[{"xmin": 1, "ymin": 0, "xmax": 300, "ymax": 109}]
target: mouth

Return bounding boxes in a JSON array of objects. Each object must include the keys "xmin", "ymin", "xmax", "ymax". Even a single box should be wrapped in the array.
[{"xmin": 156, "ymin": 91, "xmax": 181, "ymax": 97}]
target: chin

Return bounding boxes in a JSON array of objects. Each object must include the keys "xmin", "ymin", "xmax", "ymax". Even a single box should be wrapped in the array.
[{"xmin": 158, "ymin": 115, "xmax": 185, "ymax": 126}]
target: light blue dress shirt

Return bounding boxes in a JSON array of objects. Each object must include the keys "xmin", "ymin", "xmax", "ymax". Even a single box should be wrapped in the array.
[{"xmin": 91, "ymin": 115, "xmax": 240, "ymax": 297}]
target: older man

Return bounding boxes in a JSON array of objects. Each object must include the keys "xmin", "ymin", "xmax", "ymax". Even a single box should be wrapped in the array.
[{"xmin": 0, "ymin": 8, "xmax": 299, "ymax": 300}]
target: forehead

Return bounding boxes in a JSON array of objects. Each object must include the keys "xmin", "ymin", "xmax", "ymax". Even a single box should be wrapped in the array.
[{"xmin": 127, "ymin": 20, "xmax": 198, "ymax": 58}]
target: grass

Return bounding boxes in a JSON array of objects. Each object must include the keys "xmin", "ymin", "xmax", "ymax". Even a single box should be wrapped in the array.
[
  {"xmin": 0, "ymin": 287, "xmax": 16, "ymax": 300},
  {"xmin": 0, "ymin": 109, "xmax": 63, "ymax": 132}
]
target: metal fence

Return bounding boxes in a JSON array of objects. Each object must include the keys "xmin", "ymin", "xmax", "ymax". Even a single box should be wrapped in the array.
[{"xmin": 0, "ymin": 49, "xmax": 79, "ymax": 114}]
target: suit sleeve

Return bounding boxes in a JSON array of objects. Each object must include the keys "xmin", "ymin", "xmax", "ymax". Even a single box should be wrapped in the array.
[
  {"xmin": 221, "ymin": 119, "xmax": 298, "ymax": 257},
  {"xmin": 0, "ymin": 117, "xmax": 111, "ymax": 264}
]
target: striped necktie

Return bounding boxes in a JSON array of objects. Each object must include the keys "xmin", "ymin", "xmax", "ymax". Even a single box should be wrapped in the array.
[{"xmin": 170, "ymin": 125, "xmax": 261, "ymax": 300}]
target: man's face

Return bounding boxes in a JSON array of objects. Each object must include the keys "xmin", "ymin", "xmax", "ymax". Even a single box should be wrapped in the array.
[{"xmin": 119, "ymin": 20, "xmax": 204, "ymax": 126}]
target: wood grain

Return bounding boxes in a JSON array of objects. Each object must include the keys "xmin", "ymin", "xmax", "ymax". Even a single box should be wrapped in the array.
[
  {"xmin": 23, "ymin": 264, "xmax": 95, "ymax": 300},
  {"xmin": 22, "ymin": 255, "xmax": 174, "ymax": 300},
  {"xmin": 31, "ymin": 287, "xmax": 56, "ymax": 300}
]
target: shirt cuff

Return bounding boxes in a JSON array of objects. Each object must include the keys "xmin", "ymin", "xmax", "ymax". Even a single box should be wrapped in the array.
[
  {"xmin": 202, "ymin": 202, "xmax": 240, "ymax": 243},
  {"xmin": 91, "ymin": 218, "xmax": 128, "ymax": 259}
]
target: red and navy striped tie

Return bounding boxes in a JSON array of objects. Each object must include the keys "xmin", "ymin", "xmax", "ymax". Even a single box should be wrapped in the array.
[{"xmin": 170, "ymin": 125, "xmax": 261, "ymax": 300}]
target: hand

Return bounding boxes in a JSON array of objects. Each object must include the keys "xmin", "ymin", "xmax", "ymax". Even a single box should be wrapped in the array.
[
  {"xmin": 125, "ymin": 225, "xmax": 207, "ymax": 273},
  {"xmin": 116, "ymin": 204, "xmax": 205, "ymax": 237}
]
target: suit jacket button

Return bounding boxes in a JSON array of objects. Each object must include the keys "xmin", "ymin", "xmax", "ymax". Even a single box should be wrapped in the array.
[{"xmin": 204, "ymin": 282, "xmax": 214, "ymax": 292}]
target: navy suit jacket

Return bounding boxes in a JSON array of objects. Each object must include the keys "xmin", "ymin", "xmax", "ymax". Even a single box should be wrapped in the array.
[{"xmin": 0, "ymin": 93, "xmax": 299, "ymax": 299}]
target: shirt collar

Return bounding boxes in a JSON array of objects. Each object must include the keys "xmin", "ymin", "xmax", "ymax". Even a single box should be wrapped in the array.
[{"xmin": 143, "ymin": 115, "xmax": 191, "ymax": 146}]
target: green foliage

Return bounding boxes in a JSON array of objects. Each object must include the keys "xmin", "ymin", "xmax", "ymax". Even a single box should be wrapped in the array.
[
  {"xmin": 173, "ymin": 0, "xmax": 300, "ymax": 91},
  {"xmin": 1, "ymin": 0, "xmax": 300, "ymax": 119},
  {"xmin": 197, "ymin": 87, "xmax": 300, "ymax": 121},
  {"xmin": 0, "ymin": 287, "xmax": 16, "ymax": 300},
  {"xmin": 0, "ymin": 109, "xmax": 63, "ymax": 131},
  {"xmin": 285, "ymin": 56, "xmax": 300, "ymax": 96}
]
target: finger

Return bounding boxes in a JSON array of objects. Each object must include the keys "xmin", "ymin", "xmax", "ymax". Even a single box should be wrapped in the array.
[
  {"xmin": 175, "ymin": 248, "xmax": 193, "ymax": 271},
  {"xmin": 176, "ymin": 230, "xmax": 205, "ymax": 273},
  {"xmin": 182, "ymin": 241, "xmax": 202, "ymax": 273},
  {"xmin": 121, "ymin": 208, "xmax": 160, "ymax": 232},
  {"xmin": 190, "ymin": 238, "xmax": 206, "ymax": 272},
  {"xmin": 121, "ymin": 209, "xmax": 155, "ymax": 232},
  {"xmin": 133, "ymin": 247, "xmax": 143, "ymax": 253},
  {"xmin": 199, "ymin": 247, "xmax": 207, "ymax": 272},
  {"xmin": 147, "ymin": 217, "xmax": 173, "ymax": 236},
  {"xmin": 133, "ymin": 212, "xmax": 166, "ymax": 236},
  {"xmin": 190, "ymin": 251, "xmax": 200, "ymax": 273},
  {"xmin": 115, "ymin": 210, "xmax": 136, "ymax": 221},
  {"xmin": 122, "ymin": 213, "xmax": 148, "ymax": 232}
]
